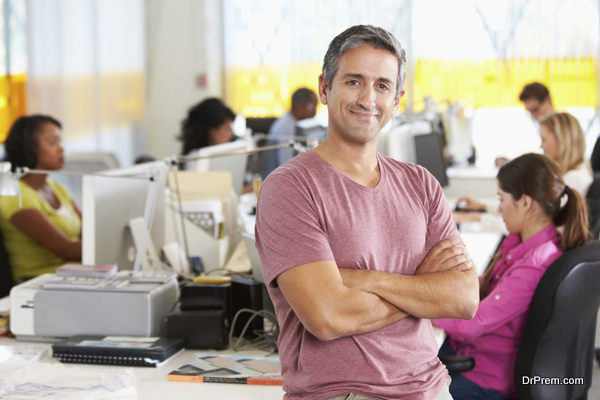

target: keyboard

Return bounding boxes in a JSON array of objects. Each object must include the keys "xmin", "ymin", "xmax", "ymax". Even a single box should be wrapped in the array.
[{"xmin": 124, "ymin": 270, "xmax": 178, "ymax": 284}]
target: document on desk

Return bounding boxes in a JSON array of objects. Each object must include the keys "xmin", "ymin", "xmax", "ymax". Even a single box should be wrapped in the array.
[
  {"xmin": 0, "ymin": 362, "xmax": 136, "ymax": 399},
  {"xmin": 0, "ymin": 345, "xmax": 48, "ymax": 373},
  {"xmin": 168, "ymin": 353, "xmax": 282, "ymax": 385}
]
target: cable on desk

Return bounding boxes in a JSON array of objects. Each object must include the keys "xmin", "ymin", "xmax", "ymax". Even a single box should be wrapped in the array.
[
  {"xmin": 169, "ymin": 297, "xmax": 180, "ymax": 314},
  {"xmin": 229, "ymin": 308, "xmax": 279, "ymax": 353}
]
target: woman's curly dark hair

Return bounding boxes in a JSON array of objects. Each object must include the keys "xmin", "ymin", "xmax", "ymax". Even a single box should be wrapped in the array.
[
  {"xmin": 179, "ymin": 98, "xmax": 235, "ymax": 155},
  {"xmin": 4, "ymin": 115, "xmax": 62, "ymax": 172}
]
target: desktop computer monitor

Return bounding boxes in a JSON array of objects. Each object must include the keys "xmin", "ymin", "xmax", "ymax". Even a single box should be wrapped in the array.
[
  {"xmin": 414, "ymin": 132, "xmax": 449, "ymax": 187},
  {"xmin": 81, "ymin": 161, "xmax": 167, "ymax": 270},
  {"xmin": 49, "ymin": 152, "xmax": 121, "ymax": 206},
  {"xmin": 192, "ymin": 139, "xmax": 252, "ymax": 195}
]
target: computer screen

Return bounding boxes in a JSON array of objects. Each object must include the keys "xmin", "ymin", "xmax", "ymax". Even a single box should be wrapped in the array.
[
  {"xmin": 50, "ymin": 152, "xmax": 121, "ymax": 206},
  {"xmin": 81, "ymin": 161, "xmax": 167, "ymax": 270},
  {"xmin": 192, "ymin": 139, "xmax": 252, "ymax": 196},
  {"xmin": 414, "ymin": 132, "xmax": 449, "ymax": 187}
]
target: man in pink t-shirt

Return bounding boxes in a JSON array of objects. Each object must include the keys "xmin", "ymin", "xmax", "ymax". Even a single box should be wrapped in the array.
[{"xmin": 255, "ymin": 25, "xmax": 479, "ymax": 400}]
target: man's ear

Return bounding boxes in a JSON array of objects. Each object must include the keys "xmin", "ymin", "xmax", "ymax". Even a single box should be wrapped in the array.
[
  {"xmin": 392, "ymin": 90, "xmax": 405, "ymax": 116},
  {"xmin": 318, "ymin": 74, "xmax": 329, "ymax": 105}
]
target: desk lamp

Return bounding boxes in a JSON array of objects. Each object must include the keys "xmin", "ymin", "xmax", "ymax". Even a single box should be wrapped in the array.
[
  {"xmin": 0, "ymin": 161, "xmax": 159, "ymax": 273},
  {"xmin": 253, "ymin": 133, "xmax": 325, "ymax": 152}
]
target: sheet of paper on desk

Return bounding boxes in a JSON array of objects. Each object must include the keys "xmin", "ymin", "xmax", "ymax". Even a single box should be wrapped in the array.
[
  {"xmin": 0, "ymin": 363, "xmax": 136, "ymax": 399},
  {"xmin": 0, "ymin": 345, "xmax": 48, "ymax": 373}
]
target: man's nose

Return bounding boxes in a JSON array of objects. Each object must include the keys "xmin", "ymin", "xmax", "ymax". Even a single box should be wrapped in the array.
[{"xmin": 357, "ymin": 85, "xmax": 376, "ymax": 110}]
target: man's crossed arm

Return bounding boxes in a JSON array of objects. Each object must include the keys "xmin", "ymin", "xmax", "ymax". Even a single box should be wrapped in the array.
[{"xmin": 276, "ymin": 237, "xmax": 479, "ymax": 341}]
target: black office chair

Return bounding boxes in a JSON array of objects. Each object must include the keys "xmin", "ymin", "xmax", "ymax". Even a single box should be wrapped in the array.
[
  {"xmin": 590, "ymin": 136, "xmax": 600, "ymax": 174},
  {"xmin": 586, "ymin": 172, "xmax": 600, "ymax": 239},
  {"xmin": 440, "ymin": 240, "xmax": 600, "ymax": 400},
  {"xmin": 0, "ymin": 227, "xmax": 14, "ymax": 298}
]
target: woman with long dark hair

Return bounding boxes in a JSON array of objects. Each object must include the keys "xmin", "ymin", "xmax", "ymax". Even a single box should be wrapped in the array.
[
  {"xmin": 436, "ymin": 153, "xmax": 590, "ymax": 400},
  {"xmin": 0, "ymin": 115, "xmax": 82, "ymax": 282},
  {"xmin": 179, "ymin": 98, "xmax": 236, "ymax": 157}
]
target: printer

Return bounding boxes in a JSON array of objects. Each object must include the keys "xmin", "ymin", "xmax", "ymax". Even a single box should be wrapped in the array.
[{"xmin": 10, "ymin": 272, "xmax": 178, "ymax": 341}]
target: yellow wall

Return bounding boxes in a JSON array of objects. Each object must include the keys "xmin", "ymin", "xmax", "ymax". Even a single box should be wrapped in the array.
[
  {"xmin": 414, "ymin": 57, "xmax": 598, "ymax": 109},
  {"xmin": 226, "ymin": 57, "xmax": 598, "ymax": 117},
  {"xmin": 1, "ymin": 72, "xmax": 144, "ymax": 142},
  {"xmin": 0, "ymin": 74, "xmax": 27, "ymax": 142},
  {"xmin": 226, "ymin": 63, "xmax": 322, "ymax": 117}
]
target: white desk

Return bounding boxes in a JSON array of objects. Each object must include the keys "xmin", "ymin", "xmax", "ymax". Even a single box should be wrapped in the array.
[
  {"xmin": 0, "ymin": 336, "xmax": 284, "ymax": 400},
  {"xmin": 444, "ymin": 166, "xmax": 498, "ymax": 199}
]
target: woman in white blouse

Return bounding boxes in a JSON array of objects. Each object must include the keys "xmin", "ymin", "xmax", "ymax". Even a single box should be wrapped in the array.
[{"xmin": 455, "ymin": 112, "xmax": 593, "ymax": 228}]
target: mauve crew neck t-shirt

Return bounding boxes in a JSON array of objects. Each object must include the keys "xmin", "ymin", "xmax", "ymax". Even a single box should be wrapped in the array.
[{"xmin": 256, "ymin": 150, "xmax": 460, "ymax": 400}]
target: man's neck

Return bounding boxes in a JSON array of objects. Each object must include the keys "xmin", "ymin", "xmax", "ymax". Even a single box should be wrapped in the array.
[{"xmin": 313, "ymin": 134, "xmax": 380, "ymax": 188}]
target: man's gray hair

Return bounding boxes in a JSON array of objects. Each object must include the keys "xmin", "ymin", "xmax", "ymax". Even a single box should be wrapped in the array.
[{"xmin": 322, "ymin": 25, "xmax": 406, "ymax": 98}]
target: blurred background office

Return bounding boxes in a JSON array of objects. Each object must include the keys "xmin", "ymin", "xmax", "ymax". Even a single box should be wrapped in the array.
[
  {"xmin": 1, "ymin": 0, "xmax": 599, "ymax": 172},
  {"xmin": 1, "ymin": 0, "xmax": 600, "ymax": 392}
]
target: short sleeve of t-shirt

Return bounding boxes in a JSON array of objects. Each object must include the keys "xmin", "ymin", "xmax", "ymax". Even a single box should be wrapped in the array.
[{"xmin": 255, "ymin": 172, "xmax": 335, "ymax": 287}]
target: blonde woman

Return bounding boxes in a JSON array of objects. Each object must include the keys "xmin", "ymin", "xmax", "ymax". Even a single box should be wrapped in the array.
[
  {"xmin": 455, "ymin": 113, "xmax": 592, "ymax": 228},
  {"xmin": 539, "ymin": 112, "xmax": 592, "ymax": 196}
]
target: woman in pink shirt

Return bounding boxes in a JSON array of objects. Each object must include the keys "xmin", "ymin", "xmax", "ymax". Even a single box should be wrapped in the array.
[{"xmin": 435, "ymin": 153, "xmax": 590, "ymax": 400}]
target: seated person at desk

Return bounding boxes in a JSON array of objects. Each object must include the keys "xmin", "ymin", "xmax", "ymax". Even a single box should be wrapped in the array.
[
  {"xmin": 455, "ymin": 112, "xmax": 592, "ymax": 228},
  {"xmin": 496, "ymin": 82, "xmax": 555, "ymax": 167},
  {"xmin": 179, "ymin": 97, "xmax": 235, "ymax": 169},
  {"xmin": 539, "ymin": 112, "xmax": 593, "ymax": 196},
  {"xmin": 435, "ymin": 153, "xmax": 590, "ymax": 400},
  {"xmin": 519, "ymin": 82, "xmax": 555, "ymax": 122},
  {"xmin": 0, "ymin": 115, "xmax": 82, "ymax": 283},
  {"xmin": 259, "ymin": 88, "xmax": 318, "ymax": 178}
]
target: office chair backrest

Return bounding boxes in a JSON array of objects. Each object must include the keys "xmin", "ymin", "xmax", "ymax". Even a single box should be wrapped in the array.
[
  {"xmin": 0, "ymin": 226, "xmax": 14, "ymax": 298},
  {"xmin": 514, "ymin": 240, "xmax": 600, "ymax": 400},
  {"xmin": 586, "ymin": 172, "xmax": 600, "ymax": 238},
  {"xmin": 591, "ymin": 135, "xmax": 600, "ymax": 173}
]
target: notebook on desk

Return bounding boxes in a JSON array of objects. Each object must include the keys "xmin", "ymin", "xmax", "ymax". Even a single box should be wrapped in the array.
[{"xmin": 52, "ymin": 335, "xmax": 185, "ymax": 367}]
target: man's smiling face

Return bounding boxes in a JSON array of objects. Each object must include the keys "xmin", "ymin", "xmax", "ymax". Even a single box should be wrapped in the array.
[{"xmin": 319, "ymin": 45, "xmax": 404, "ymax": 145}]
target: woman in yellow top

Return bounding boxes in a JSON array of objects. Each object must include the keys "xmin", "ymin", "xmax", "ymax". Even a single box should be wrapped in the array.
[{"xmin": 0, "ymin": 115, "xmax": 82, "ymax": 283}]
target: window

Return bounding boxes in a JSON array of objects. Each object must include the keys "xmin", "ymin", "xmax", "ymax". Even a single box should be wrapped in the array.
[{"xmin": 0, "ymin": 0, "xmax": 27, "ymax": 142}]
